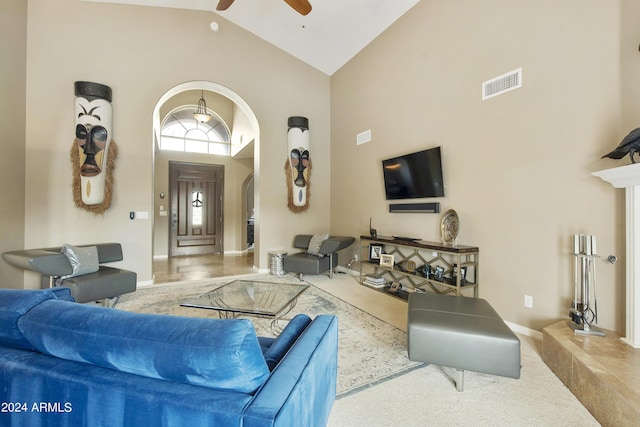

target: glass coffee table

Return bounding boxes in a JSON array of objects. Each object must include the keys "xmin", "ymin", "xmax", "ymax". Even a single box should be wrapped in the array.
[{"xmin": 181, "ymin": 280, "xmax": 309, "ymax": 326}]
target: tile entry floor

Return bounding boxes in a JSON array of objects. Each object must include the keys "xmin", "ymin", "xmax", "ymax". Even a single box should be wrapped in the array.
[{"xmin": 152, "ymin": 252, "xmax": 255, "ymax": 284}]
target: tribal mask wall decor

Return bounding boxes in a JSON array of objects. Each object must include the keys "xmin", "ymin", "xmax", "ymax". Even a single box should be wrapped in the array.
[
  {"xmin": 71, "ymin": 81, "xmax": 117, "ymax": 214},
  {"xmin": 285, "ymin": 116, "xmax": 311, "ymax": 212}
]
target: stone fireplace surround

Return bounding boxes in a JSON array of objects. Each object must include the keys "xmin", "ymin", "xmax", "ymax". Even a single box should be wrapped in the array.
[{"xmin": 542, "ymin": 163, "xmax": 640, "ymax": 426}]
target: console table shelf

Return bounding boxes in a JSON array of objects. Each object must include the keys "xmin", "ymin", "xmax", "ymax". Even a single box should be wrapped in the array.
[{"xmin": 359, "ymin": 235, "xmax": 479, "ymax": 299}]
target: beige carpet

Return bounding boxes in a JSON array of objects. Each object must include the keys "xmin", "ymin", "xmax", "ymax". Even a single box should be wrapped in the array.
[{"xmin": 328, "ymin": 334, "xmax": 601, "ymax": 426}]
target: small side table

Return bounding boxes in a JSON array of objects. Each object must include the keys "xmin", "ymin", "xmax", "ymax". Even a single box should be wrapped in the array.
[{"xmin": 268, "ymin": 250, "xmax": 288, "ymax": 276}]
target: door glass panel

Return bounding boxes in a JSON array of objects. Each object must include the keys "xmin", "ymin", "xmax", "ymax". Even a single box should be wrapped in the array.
[{"xmin": 192, "ymin": 190, "xmax": 203, "ymax": 226}]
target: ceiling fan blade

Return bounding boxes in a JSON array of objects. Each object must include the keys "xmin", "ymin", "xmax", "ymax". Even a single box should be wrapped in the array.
[
  {"xmin": 284, "ymin": 0, "xmax": 312, "ymax": 16},
  {"xmin": 216, "ymin": 0, "xmax": 235, "ymax": 11}
]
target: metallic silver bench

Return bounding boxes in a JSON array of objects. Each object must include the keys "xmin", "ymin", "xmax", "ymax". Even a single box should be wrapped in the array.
[{"xmin": 407, "ymin": 292, "xmax": 521, "ymax": 391}]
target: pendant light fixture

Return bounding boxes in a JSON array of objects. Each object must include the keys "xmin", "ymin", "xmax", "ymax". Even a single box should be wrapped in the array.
[{"xmin": 193, "ymin": 90, "xmax": 212, "ymax": 123}]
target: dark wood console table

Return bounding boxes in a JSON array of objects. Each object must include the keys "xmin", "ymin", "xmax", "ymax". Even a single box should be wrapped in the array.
[{"xmin": 359, "ymin": 235, "xmax": 479, "ymax": 299}]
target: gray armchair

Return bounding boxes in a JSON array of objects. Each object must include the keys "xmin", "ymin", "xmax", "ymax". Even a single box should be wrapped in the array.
[
  {"xmin": 283, "ymin": 234, "xmax": 355, "ymax": 280},
  {"xmin": 2, "ymin": 243, "xmax": 136, "ymax": 304}
]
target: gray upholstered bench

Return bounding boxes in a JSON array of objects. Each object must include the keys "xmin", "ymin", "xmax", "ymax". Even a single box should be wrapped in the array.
[{"xmin": 407, "ymin": 292, "xmax": 521, "ymax": 391}]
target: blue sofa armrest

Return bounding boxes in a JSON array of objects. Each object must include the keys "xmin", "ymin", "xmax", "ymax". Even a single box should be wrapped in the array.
[
  {"xmin": 243, "ymin": 315, "xmax": 338, "ymax": 427},
  {"xmin": 262, "ymin": 314, "xmax": 312, "ymax": 370}
]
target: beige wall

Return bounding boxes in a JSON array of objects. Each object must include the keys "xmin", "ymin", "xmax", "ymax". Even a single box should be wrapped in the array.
[
  {"xmin": 331, "ymin": 0, "xmax": 628, "ymax": 333},
  {"xmin": 231, "ymin": 102, "xmax": 256, "ymax": 157},
  {"xmin": 0, "ymin": 0, "xmax": 27, "ymax": 289},
  {"xmin": 20, "ymin": 0, "xmax": 331, "ymax": 287},
  {"xmin": 621, "ymin": 0, "xmax": 640, "ymax": 128}
]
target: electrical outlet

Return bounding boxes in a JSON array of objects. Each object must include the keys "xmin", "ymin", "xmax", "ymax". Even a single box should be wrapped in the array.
[
  {"xmin": 353, "ymin": 254, "xmax": 358, "ymax": 261},
  {"xmin": 524, "ymin": 295, "xmax": 533, "ymax": 308}
]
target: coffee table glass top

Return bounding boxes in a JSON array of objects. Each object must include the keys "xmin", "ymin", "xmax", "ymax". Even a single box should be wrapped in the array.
[{"xmin": 181, "ymin": 280, "xmax": 309, "ymax": 317}]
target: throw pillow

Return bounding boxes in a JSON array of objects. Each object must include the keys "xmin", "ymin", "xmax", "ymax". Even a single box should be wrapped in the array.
[
  {"xmin": 59, "ymin": 244, "xmax": 99, "ymax": 280},
  {"xmin": 307, "ymin": 234, "xmax": 329, "ymax": 257}
]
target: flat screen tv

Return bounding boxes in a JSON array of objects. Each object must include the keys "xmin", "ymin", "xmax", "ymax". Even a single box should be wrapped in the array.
[{"xmin": 382, "ymin": 146, "xmax": 444, "ymax": 200}]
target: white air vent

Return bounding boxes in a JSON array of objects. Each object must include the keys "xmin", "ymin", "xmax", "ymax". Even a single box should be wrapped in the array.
[
  {"xmin": 482, "ymin": 68, "xmax": 522, "ymax": 100},
  {"xmin": 356, "ymin": 129, "xmax": 372, "ymax": 145}
]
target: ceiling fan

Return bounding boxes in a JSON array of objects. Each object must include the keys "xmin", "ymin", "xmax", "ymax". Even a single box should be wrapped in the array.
[{"xmin": 216, "ymin": 0, "xmax": 312, "ymax": 16}]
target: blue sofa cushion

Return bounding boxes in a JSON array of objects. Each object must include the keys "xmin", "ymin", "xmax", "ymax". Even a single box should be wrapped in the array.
[
  {"xmin": 0, "ymin": 289, "xmax": 59, "ymax": 350},
  {"xmin": 263, "ymin": 313, "xmax": 312, "ymax": 370},
  {"xmin": 18, "ymin": 299, "xmax": 270, "ymax": 393}
]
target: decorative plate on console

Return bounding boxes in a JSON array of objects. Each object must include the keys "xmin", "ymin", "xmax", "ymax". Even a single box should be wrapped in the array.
[{"xmin": 440, "ymin": 209, "xmax": 459, "ymax": 244}]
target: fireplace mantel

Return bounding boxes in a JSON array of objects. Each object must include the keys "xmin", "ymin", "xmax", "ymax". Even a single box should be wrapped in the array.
[
  {"xmin": 593, "ymin": 163, "xmax": 640, "ymax": 348},
  {"xmin": 592, "ymin": 163, "xmax": 640, "ymax": 188}
]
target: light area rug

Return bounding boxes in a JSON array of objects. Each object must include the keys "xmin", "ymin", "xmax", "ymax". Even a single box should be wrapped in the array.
[
  {"xmin": 115, "ymin": 274, "xmax": 422, "ymax": 396},
  {"xmin": 328, "ymin": 334, "xmax": 601, "ymax": 427}
]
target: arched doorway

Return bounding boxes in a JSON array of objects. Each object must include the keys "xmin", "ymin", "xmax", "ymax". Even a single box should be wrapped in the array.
[{"xmin": 151, "ymin": 81, "xmax": 260, "ymax": 282}]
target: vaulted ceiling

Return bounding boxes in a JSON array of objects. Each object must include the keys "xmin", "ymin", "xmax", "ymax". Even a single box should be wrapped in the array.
[{"xmin": 83, "ymin": 0, "xmax": 421, "ymax": 75}]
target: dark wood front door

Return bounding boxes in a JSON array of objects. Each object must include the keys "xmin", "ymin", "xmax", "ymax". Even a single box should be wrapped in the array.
[{"xmin": 169, "ymin": 161, "xmax": 224, "ymax": 257}]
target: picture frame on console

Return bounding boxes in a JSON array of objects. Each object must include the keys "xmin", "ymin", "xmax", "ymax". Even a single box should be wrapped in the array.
[
  {"xmin": 416, "ymin": 264, "xmax": 431, "ymax": 278},
  {"xmin": 434, "ymin": 265, "xmax": 445, "ymax": 282},
  {"xmin": 380, "ymin": 254, "xmax": 395, "ymax": 269},
  {"xmin": 369, "ymin": 244, "xmax": 383, "ymax": 261},
  {"xmin": 453, "ymin": 264, "xmax": 467, "ymax": 283}
]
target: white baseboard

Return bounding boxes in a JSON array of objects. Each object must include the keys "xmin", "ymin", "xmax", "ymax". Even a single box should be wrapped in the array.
[
  {"xmin": 505, "ymin": 321, "xmax": 542, "ymax": 341},
  {"xmin": 339, "ymin": 267, "xmax": 360, "ymax": 276},
  {"xmin": 224, "ymin": 249, "xmax": 250, "ymax": 255},
  {"xmin": 137, "ymin": 279, "xmax": 154, "ymax": 287}
]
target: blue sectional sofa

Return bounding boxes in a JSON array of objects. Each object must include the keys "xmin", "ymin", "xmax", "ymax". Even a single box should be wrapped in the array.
[{"xmin": 0, "ymin": 288, "xmax": 338, "ymax": 426}]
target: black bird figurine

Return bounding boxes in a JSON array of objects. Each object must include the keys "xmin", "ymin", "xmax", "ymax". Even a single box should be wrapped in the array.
[{"xmin": 602, "ymin": 127, "xmax": 640, "ymax": 164}]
